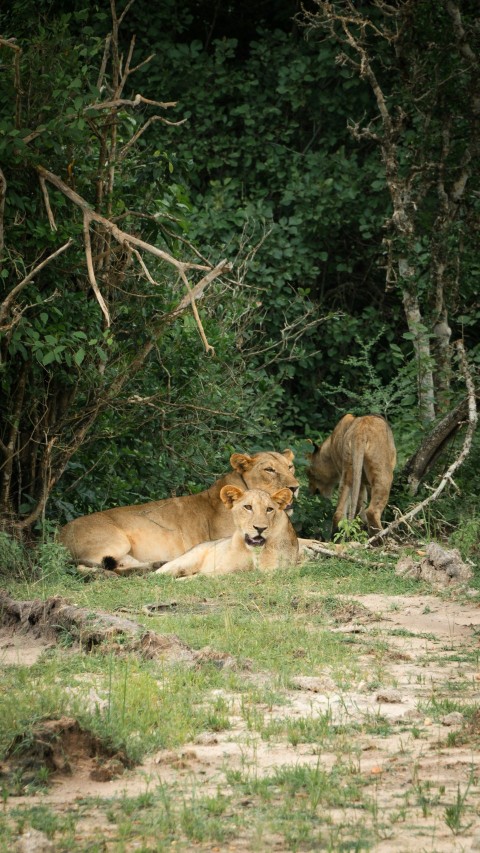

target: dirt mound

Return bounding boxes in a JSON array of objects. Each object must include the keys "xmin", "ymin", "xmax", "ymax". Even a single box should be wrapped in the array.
[
  {"xmin": 396, "ymin": 542, "xmax": 473, "ymax": 586},
  {"xmin": 0, "ymin": 590, "xmax": 196, "ymax": 663},
  {"xmin": 1, "ymin": 716, "xmax": 132, "ymax": 795}
]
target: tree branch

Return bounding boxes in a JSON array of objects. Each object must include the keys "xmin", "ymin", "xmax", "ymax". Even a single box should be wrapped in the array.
[
  {"xmin": 86, "ymin": 94, "xmax": 177, "ymax": 112},
  {"xmin": 35, "ymin": 166, "xmax": 230, "ymax": 349},
  {"xmin": 38, "ymin": 174, "xmax": 57, "ymax": 231},
  {"xmin": 118, "ymin": 114, "xmax": 187, "ymax": 161},
  {"xmin": 368, "ymin": 340, "xmax": 478, "ymax": 545},
  {"xmin": 0, "ymin": 240, "xmax": 73, "ymax": 327},
  {"xmin": 83, "ymin": 215, "xmax": 110, "ymax": 326}
]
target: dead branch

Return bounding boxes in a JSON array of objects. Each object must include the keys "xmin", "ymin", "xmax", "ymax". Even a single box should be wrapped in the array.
[
  {"xmin": 299, "ymin": 538, "xmax": 387, "ymax": 567},
  {"xmin": 130, "ymin": 246, "xmax": 157, "ymax": 284},
  {"xmin": 177, "ymin": 268, "xmax": 215, "ymax": 355},
  {"xmin": 96, "ymin": 32, "xmax": 112, "ymax": 90},
  {"xmin": 368, "ymin": 340, "xmax": 478, "ymax": 545},
  {"xmin": 37, "ymin": 165, "xmax": 206, "ymax": 273},
  {"xmin": 87, "ymin": 94, "xmax": 177, "ymax": 112},
  {"xmin": 38, "ymin": 174, "xmax": 57, "ymax": 231},
  {"xmin": 117, "ymin": 0, "xmax": 136, "ymax": 26},
  {"xmin": 36, "ymin": 166, "xmax": 230, "ymax": 351},
  {"xmin": 119, "ymin": 114, "xmax": 187, "ymax": 161},
  {"xmin": 0, "ymin": 239, "xmax": 73, "ymax": 327},
  {"xmin": 83, "ymin": 215, "xmax": 110, "ymax": 326},
  {"xmin": 401, "ymin": 393, "xmax": 478, "ymax": 495}
]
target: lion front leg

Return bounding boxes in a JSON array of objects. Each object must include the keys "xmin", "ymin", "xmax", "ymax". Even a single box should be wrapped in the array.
[
  {"xmin": 155, "ymin": 541, "xmax": 214, "ymax": 578},
  {"xmin": 155, "ymin": 552, "xmax": 201, "ymax": 578}
]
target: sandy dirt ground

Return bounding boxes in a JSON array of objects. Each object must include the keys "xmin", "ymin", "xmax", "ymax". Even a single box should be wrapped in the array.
[{"xmin": 3, "ymin": 591, "xmax": 480, "ymax": 851}]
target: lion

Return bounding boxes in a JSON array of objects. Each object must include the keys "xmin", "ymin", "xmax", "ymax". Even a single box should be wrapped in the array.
[
  {"xmin": 155, "ymin": 486, "xmax": 299, "ymax": 578},
  {"xmin": 59, "ymin": 450, "xmax": 299, "ymax": 568},
  {"xmin": 307, "ymin": 414, "xmax": 396, "ymax": 537}
]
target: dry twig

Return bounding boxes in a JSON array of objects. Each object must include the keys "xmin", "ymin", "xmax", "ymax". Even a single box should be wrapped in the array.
[
  {"xmin": 0, "ymin": 240, "xmax": 73, "ymax": 328},
  {"xmin": 368, "ymin": 340, "xmax": 478, "ymax": 546}
]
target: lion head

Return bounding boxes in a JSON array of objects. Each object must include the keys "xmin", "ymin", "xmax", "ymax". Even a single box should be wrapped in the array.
[
  {"xmin": 229, "ymin": 450, "xmax": 299, "ymax": 515},
  {"xmin": 219, "ymin": 486, "xmax": 292, "ymax": 548}
]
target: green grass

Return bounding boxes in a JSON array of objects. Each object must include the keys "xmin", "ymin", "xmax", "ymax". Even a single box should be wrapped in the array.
[
  {"xmin": 2, "ymin": 546, "xmax": 480, "ymax": 850},
  {"xmin": 0, "ymin": 554, "xmax": 448, "ymax": 768}
]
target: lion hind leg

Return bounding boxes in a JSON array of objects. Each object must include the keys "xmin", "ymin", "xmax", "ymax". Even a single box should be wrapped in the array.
[
  {"xmin": 332, "ymin": 479, "xmax": 351, "ymax": 535},
  {"xmin": 354, "ymin": 485, "xmax": 368, "ymax": 521},
  {"xmin": 104, "ymin": 554, "xmax": 147, "ymax": 570},
  {"xmin": 365, "ymin": 477, "xmax": 393, "ymax": 536},
  {"xmin": 60, "ymin": 515, "xmax": 136, "ymax": 568}
]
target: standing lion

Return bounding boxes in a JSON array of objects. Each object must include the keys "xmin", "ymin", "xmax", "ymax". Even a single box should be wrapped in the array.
[{"xmin": 307, "ymin": 414, "xmax": 396, "ymax": 537}]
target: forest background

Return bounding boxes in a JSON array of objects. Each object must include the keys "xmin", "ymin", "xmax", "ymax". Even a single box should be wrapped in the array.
[{"xmin": 0, "ymin": 0, "xmax": 479, "ymax": 547}]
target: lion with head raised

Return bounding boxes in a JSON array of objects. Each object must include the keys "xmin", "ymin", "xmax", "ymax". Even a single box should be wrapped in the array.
[
  {"xmin": 307, "ymin": 414, "xmax": 396, "ymax": 538},
  {"xmin": 59, "ymin": 450, "xmax": 299, "ymax": 569},
  {"xmin": 156, "ymin": 485, "xmax": 299, "ymax": 578}
]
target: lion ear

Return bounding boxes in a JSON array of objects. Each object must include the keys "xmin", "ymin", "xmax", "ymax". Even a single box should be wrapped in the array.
[
  {"xmin": 282, "ymin": 449, "xmax": 295, "ymax": 462},
  {"xmin": 230, "ymin": 453, "xmax": 254, "ymax": 473},
  {"xmin": 271, "ymin": 488, "xmax": 292, "ymax": 511},
  {"xmin": 220, "ymin": 485, "xmax": 244, "ymax": 508}
]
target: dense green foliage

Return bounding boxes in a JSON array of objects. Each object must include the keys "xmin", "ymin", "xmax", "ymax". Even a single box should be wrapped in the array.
[{"xmin": 0, "ymin": 0, "xmax": 478, "ymax": 539}]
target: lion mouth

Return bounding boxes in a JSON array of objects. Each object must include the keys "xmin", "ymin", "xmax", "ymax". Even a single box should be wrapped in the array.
[{"xmin": 245, "ymin": 534, "xmax": 266, "ymax": 548}]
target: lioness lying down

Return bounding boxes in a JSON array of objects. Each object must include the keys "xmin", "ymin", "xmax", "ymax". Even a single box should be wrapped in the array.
[
  {"xmin": 155, "ymin": 486, "xmax": 299, "ymax": 577},
  {"xmin": 59, "ymin": 450, "xmax": 299, "ymax": 568},
  {"xmin": 307, "ymin": 414, "xmax": 396, "ymax": 537}
]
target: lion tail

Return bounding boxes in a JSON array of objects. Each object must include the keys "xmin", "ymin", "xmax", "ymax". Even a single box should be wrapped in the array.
[{"xmin": 348, "ymin": 438, "xmax": 365, "ymax": 521}]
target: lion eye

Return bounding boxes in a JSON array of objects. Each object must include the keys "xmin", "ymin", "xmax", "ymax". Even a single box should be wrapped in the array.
[
  {"xmin": 264, "ymin": 467, "xmax": 276, "ymax": 473},
  {"xmin": 266, "ymin": 507, "xmax": 274, "ymax": 513},
  {"xmin": 244, "ymin": 504, "xmax": 253, "ymax": 511}
]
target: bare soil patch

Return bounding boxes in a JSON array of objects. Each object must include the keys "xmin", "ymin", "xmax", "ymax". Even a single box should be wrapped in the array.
[{"xmin": 3, "ymin": 589, "xmax": 480, "ymax": 850}]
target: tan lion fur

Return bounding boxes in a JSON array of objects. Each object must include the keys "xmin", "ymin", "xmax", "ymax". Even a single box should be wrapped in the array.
[
  {"xmin": 307, "ymin": 414, "xmax": 396, "ymax": 537},
  {"xmin": 59, "ymin": 450, "xmax": 299, "ymax": 568},
  {"xmin": 155, "ymin": 486, "xmax": 299, "ymax": 578}
]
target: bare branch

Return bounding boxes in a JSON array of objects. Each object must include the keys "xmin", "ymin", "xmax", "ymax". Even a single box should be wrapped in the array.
[
  {"xmin": 130, "ymin": 246, "xmax": 158, "ymax": 284},
  {"xmin": 83, "ymin": 215, "xmax": 110, "ymax": 327},
  {"xmin": 119, "ymin": 114, "xmax": 187, "ymax": 161},
  {"xmin": 117, "ymin": 0, "xmax": 136, "ymax": 26},
  {"xmin": 0, "ymin": 240, "xmax": 73, "ymax": 326},
  {"xmin": 36, "ymin": 165, "xmax": 210, "ymax": 274},
  {"xmin": 177, "ymin": 268, "xmax": 215, "ymax": 355},
  {"xmin": 86, "ymin": 94, "xmax": 177, "ymax": 112},
  {"xmin": 96, "ymin": 32, "xmax": 112, "ymax": 90},
  {"xmin": 35, "ymin": 166, "xmax": 231, "ymax": 339},
  {"xmin": 170, "ymin": 259, "xmax": 231, "ymax": 318},
  {"xmin": 368, "ymin": 340, "xmax": 478, "ymax": 545},
  {"xmin": 38, "ymin": 174, "xmax": 57, "ymax": 231}
]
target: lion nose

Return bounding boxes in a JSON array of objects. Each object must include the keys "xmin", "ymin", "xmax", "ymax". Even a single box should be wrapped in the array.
[
  {"xmin": 254, "ymin": 526, "xmax": 267, "ymax": 535},
  {"xmin": 289, "ymin": 486, "xmax": 298, "ymax": 496}
]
